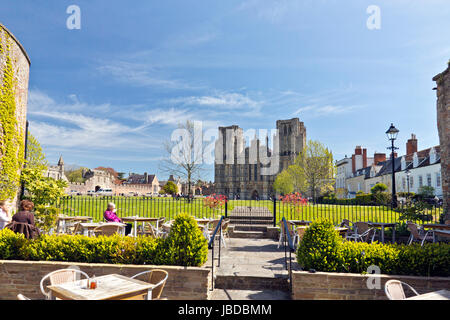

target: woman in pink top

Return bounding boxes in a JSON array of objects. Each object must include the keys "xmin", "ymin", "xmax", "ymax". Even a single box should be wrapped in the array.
[{"xmin": 104, "ymin": 203, "xmax": 132, "ymax": 235}]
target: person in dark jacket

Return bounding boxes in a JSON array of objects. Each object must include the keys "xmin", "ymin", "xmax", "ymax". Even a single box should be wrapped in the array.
[
  {"xmin": 12, "ymin": 200, "xmax": 36, "ymax": 226},
  {"xmin": 6, "ymin": 200, "xmax": 40, "ymax": 239}
]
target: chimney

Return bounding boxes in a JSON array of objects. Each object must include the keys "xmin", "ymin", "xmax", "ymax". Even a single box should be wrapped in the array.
[
  {"xmin": 363, "ymin": 148, "xmax": 367, "ymax": 168},
  {"xmin": 374, "ymin": 153, "xmax": 386, "ymax": 165},
  {"xmin": 355, "ymin": 146, "xmax": 362, "ymax": 155},
  {"xmin": 352, "ymin": 154, "xmax": 356, "ymax": 173},
  {"xmin": 144, "ymin": 172, "xmax": 148, "ymax": 184},
  {"xmin": 406, "ymin": 134, "xmax": 418, "ymax": 155}
]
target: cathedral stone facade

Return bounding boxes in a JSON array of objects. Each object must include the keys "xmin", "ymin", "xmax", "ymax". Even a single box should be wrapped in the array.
[{"xmin": 214, "ymin": 118, "xmax": 306, "ymax": 200}]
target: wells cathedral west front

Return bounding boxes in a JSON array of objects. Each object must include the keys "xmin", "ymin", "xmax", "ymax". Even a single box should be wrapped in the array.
[{"xmin": 214, "ymin": 118, "xmax": 306, "ymax": 200}]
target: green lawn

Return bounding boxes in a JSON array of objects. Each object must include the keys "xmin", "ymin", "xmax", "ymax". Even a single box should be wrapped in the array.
[{"xmin": 57, "ymin": 196, "xmax": 442, "ymax": 224}]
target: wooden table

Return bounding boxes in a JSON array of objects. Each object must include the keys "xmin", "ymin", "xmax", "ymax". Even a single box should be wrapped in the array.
[
  {"xmin": 47, "ymin": 274, "xmax": 155, "ymax": 300},
  {"xmin": 405, "ymin": 289, "xmax": 450, "ymax": 300},
  {"xmin": 422, "ymin": 224, "xmax": 450, "ymax": 242},
  {"xmin": 368, "ymin": 222, "xmax": 397, "ymax": 243},
  {"xmin": 79, "ymin": 222, "xmax": 126, "ymax": 236},
  {"xmin": 121, "ymin": 216, "xmax": 160, "ymax": 237},
  {"xmin": 57, "ymin": 215, "xmax": 93, "ymax": 234}
]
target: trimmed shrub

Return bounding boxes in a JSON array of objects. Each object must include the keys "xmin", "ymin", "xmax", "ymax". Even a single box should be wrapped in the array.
[
  {"xmin": 0, "ymin": 214, "xmax": 208, "ymax": 267},
  {"xmin": 295, "ymin": 220, "xmax": 450, "ymax": 277},
  {"xmin": 160, "ymin": 213, "xmax": 208, "ymax": 267},
  {"xmin": 0, "ymin": 228, "xmax": 27, "ymax": 260},
  {"xmin": 297, "ymin": 220, "xmax": 343, "ymax": 272}
]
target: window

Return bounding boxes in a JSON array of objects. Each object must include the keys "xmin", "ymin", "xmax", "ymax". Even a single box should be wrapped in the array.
[
  {"xmin": 436, "ymin": 172, "xmax": 441, "ymax": 187},
  {"xmin": 418, "ymin": 175, "xmax": 423, "ymax": 187},
  {"xmin": 410, "ymin": 176, "xmax": 414, "ymax": 188},
  {"xmin": 427, "ymin": 174, "xmax": 432, "ymax": 187},
  {"xmin": 402, "ymin": 177, "xmax": 406, "ymax": 190}
]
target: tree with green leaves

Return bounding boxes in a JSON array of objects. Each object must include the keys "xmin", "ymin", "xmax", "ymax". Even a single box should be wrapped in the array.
[
  {"xmin": 273, "ymin": 140, "xmax": 335, "ymax": 202},
  {"xmin": 273, "ymin": 170, "xmax": 294, "ymax": 195},
  {"xmin": 371, "ymin": 183, "xmax": 388, "ymax": 194},
  {"xmin": 162, "ymin": 181, "xmax": 178, "ymax": 195},
  {"xmin": 65, "ymin": 167, "xmax": 88, "ymax": 183},
  {"xmin": 20, "ymin": 133, "xmax": 67, "ymax": 233}
]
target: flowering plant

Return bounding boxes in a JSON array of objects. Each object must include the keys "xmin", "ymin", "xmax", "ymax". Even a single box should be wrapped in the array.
[
  {"xmin": 280, "ymin": 192, "xmax": 308, "ymax": 213},
  {"xmin": 203, "ymin": 194, "xmax": 228, "ymax": 211}
]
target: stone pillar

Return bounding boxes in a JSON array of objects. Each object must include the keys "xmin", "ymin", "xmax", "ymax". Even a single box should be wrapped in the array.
[{"xmin": 433, "ymin": 63, "xmax": 450, "ymax": 220}]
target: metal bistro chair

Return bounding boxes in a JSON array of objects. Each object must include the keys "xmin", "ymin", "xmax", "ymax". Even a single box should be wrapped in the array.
[
  {"xmin": 295, "ymin": 226, "xmax": 308, "ymax": 249},
  {"xmin": 93, "ymin": 224, "xmax": 122, "ymax": 236},
  {"xmin": 40, "ymin": 268, "xmax": 90, "ymax": 300},
  {"xmin": 17, "ymin": 294, "xmax": 31, "ymax": 300},
  {"xmin": 131, "ymin": 269, "xmax": 169, "ymax": 300},
  {"xmin": 346, "ymin": 222, "xmax": 377, "ymax": 243},
  {"xmin": 278, "ymin": 220, "xmax": 296, "ymax": 249},
  {"xmin": 384, "ymin": 280, "xmax": 420, "ymax": 300},
  {"xmin": 207, "ymin": 218, "xmax": 228, "ymax": 247},
  {"xmin": 406, "ymin": 222, "xmax": 434, "ymax": 246}
]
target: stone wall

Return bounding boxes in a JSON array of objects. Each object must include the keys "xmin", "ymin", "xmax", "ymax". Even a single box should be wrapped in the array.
[
  {"xmin": 433, "ymin": 64, "xmax": 450, "ymax": 219},
  {"xmin": 292, "ymin": 270, "xmax": 450, "ymax": 300},
  {"xmin": 0, "ymin": 260, "xmax": 211, "ymax": 300},
  {"xmin": 0, "ymin": 24, "xmax": 30, "ymax": 213}
]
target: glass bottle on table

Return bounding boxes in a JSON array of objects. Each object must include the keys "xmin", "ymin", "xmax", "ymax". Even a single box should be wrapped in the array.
[{"xmin": 90, "ymin": 275, "xmax": 97, "ymax": 289}]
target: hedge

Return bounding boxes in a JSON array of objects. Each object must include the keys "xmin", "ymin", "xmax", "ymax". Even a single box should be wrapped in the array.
[
  {"xmin": 0, "ymin": 213, "xmax": 208, "ymax": 267},
  {"xmin": 297, "ymin": 220, "xmax": 450, "ymax": 277}
]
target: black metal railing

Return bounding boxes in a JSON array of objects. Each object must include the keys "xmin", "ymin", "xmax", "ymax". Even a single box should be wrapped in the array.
[
  {"xmin": 56, "ymin": 195, "xmax": 443, "ymax": 226},
  {"xmin": 281, "ymin": 217, "xmax": 295, "ymax": 291},
  {"xmin": 208, "ymin": 215, "xmax": 224, "ymax": 291}
]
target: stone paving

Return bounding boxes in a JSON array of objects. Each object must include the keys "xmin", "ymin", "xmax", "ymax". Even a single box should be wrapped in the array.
[{"xmin": 208, "ymin": 237, "xmax": 295, "ymax": 300}]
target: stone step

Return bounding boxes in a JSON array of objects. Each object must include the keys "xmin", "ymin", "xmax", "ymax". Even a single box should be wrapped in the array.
[
  {"xmin": 233, "ymin": 225, "xmax": 269, "ymax": 232},
  {"xmin": 214, "ymin": 274, "xmax": 290, "ymax": 291},
  {"xmin": 210, "ymin": 288, "xmax": 291, "ymax": 300},
  {"xmin": 229, "ymin": 230, "xmax": 265, "ymax": 239}
]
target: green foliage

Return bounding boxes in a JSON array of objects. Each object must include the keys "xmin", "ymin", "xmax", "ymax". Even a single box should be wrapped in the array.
[
  {"xmin": 0, "ymin": 228, "xmax": 26, "ymax": 260},
  {"xmin": 0, "ymin": 214, "xmax": 208, "ymax": 267},
  {"xmin": 161, "ymin": 213, "xmax": 208, "ymax": 266},
  {"xmin": 297, "ymin": 220, "xmax": 343, "ymax": 272},
  {"xmin": 21, "ymin": 167, "xmax": 68, "ymax": 207},
  {"xmin": 295, "ymin": 221, "xmax": 450, "ymax": 277},
  {"xmin": 274, "ymin": 140, "xmax": 335, "ymax": 200},
  {"xmin": 65, "ymin": 168, "xmax": 88, "ymax": 183},
  {"xmin": 273, "ymin": 170, "xmax": 294, "ymax": 195},
  {"xmin": 26, "ymin": 133, "xmax": 48, "ymax": 172},
  {"xmin": 417, "ymin": 186, "xmax": 435, "ymax": 198},
  {"xmin": 0, "ymin": 30, "xmax": 25, "ymax": 201},
  {"xmin": 33, "ymin": 205, "xmax": 60, "ymax": 234},
  {"xmin": 162, "ymin": 181, "xmax": 178, "ymax": 195},
  {"xmin": 398, "ymin": 201, "xmax": 433, "ymax": 222},
  {"xmin": 371, "ymin": 183, "xmax": 388, "ymax": 194}
]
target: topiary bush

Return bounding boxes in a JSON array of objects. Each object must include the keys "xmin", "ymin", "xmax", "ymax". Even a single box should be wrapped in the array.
[
  {"xmin": 160, "ymin": 213, "xmax": 208, "ymax": 267},
  {"xmin": 297, "ymin": 219, "xmax": 343, "ymax": 272}
]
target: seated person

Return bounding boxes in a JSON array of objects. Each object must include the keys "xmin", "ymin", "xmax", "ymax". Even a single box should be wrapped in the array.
[
  {"xmin": 7, "ymin": 200, "xmax": 40, "ymax": 239},
  {"xmin": 0, "ymin": 200, "xmax": 11, "ymax": 230},
  {"xmin": 12, "ymin": 200, "xmax": 36, "ymax": 225},
  {"xmin": 104, "ymin": 202, "xmax": 132, "ymax": 236}
]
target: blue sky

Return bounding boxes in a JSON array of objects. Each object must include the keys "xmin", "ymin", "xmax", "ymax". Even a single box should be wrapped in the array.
[{"xmin": 2, "ymin": 0, "xmax": 449, "ymax": 181}]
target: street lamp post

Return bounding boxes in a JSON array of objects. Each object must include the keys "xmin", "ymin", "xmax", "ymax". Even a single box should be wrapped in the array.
[
  {"xmin": 386, "ymin": 123, "xmax": 399, "ymax": 208},
  {"xmin": 405, "ymin": 168, "xmax": 411, "ymax": 196}
]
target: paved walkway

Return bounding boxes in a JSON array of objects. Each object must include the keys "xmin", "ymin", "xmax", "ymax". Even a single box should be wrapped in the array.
[{"xmin": 208, "ymin": 238, "xmax": 294, "ymax": 300}]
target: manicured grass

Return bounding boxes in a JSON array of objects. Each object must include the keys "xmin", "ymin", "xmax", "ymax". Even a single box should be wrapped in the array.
[{"xmin": 57, "ymin": 196, "xmax": 442, "ymax": 224}]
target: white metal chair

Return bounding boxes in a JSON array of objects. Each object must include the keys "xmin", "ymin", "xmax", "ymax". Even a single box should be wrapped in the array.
[
  {"xmin": 406, "ymin": 222, "xmax": 434, "ymax": 246},
  {"xmin": 384, "ymin": 280, "xmax": 420, "ymax": 300},
  {"xmin": 40, "ymin": 269, "xmax": 90, "ymax": 300},
  {"xmin": 131, "ymin": 269, "xmax": 169, "ymax": 300},
  {"xmin": 17, "ymin": 293, "xmax": 31, "ymax": 300}
]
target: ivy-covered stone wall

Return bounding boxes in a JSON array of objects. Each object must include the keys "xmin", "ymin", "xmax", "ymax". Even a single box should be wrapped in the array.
[{"xmin": 0, "ymin": 24, "xmax": 30, "ymax": 213}]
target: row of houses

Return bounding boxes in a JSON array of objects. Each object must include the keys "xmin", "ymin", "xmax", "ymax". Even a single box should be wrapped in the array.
[
  {"xmin": 46, "ymin": 157, "xmax": 215, "ymax": 196},
  {"xmin": 336, "ymin": 134, "xmax": 442, "ymax": 198}
]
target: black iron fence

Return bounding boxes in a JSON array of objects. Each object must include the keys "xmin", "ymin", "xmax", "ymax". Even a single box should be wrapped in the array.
[{"xmin": 56, "ymin": 195, "xmax": 444, "ymax": 226}]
